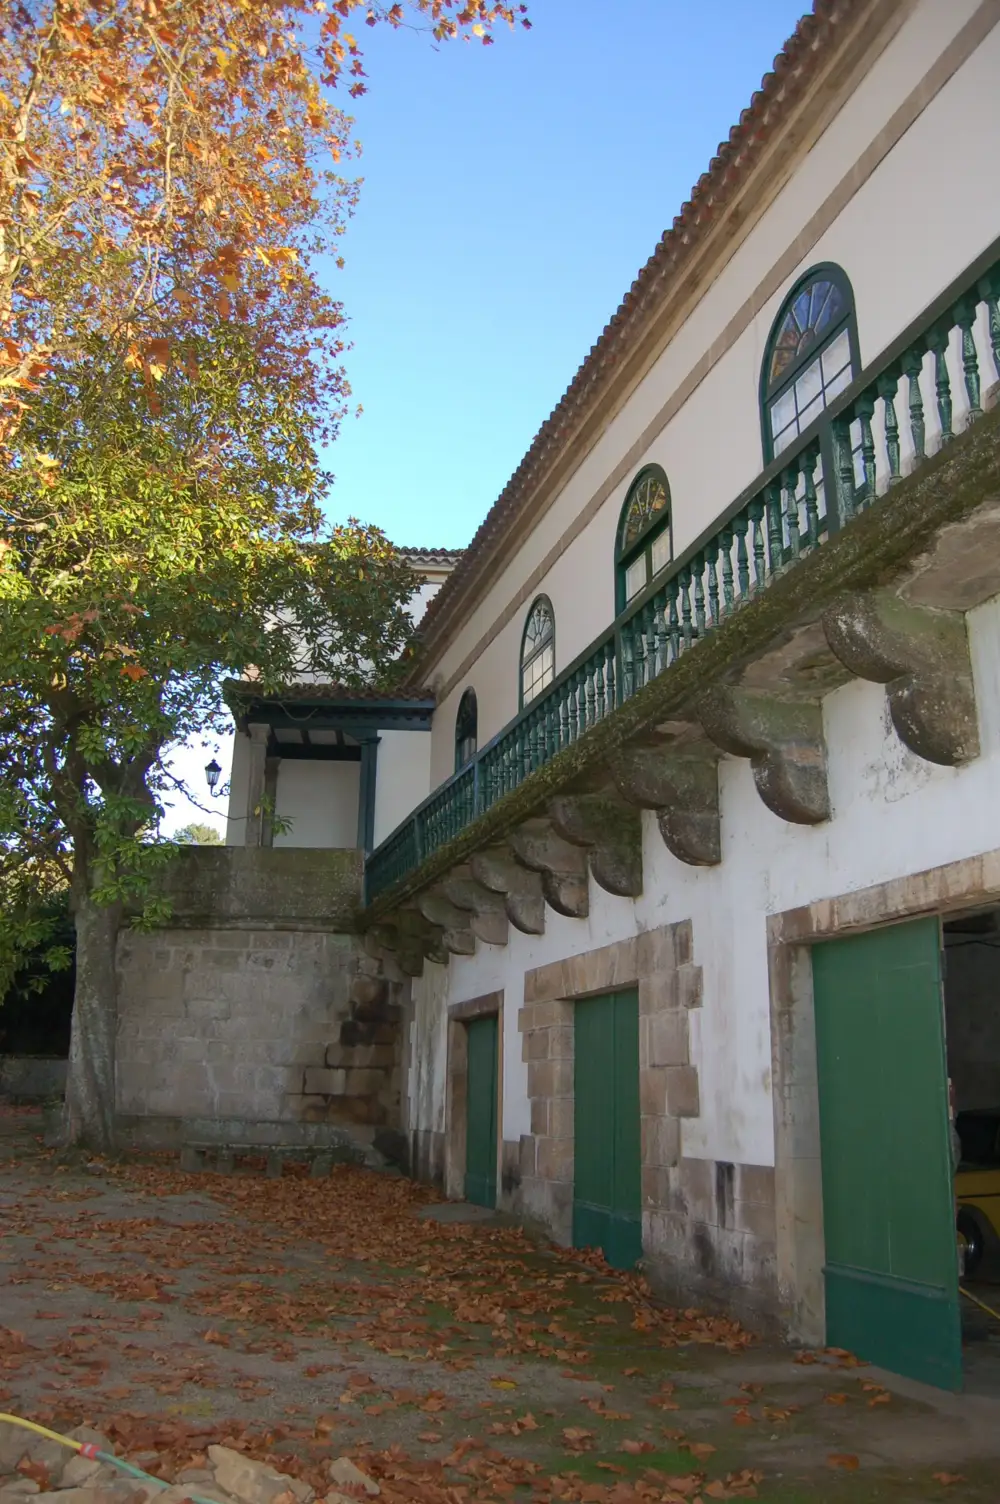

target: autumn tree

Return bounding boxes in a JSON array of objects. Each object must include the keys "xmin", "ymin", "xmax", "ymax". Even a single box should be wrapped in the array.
[{"xmin": 0, "ymin": 0, "xmax": 530, "ymax": 1151}]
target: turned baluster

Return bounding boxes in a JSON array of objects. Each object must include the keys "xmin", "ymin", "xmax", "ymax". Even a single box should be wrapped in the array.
[{"xmin": 954, "ymin": 298, "xmax": 983, "ymax": 423}]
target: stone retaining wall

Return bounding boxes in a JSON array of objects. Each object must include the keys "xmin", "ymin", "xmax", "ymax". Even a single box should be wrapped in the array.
[{"xmin": 114, "ymin": 847, "xmax": 405, "ymax": 1151}]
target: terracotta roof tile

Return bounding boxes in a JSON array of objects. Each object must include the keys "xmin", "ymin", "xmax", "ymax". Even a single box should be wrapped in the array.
[
  {"xmin": 406, "ymin": 0, "xmax": 857, "ymax": 673},
  {"xmin": 401, "ymin": 545, "xmax": 465, "ymax": 560}
]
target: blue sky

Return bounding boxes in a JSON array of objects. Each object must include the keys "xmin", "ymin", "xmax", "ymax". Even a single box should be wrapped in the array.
[
  {"xmin": 321, "ymin": 0, "xmax": 809, "ymax": 550},
  {"xmin": 165, "ymin": 0, "xmax": 810, "ymax": 832}
]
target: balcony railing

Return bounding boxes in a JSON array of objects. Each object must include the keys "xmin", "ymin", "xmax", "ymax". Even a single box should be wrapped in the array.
[{"xmin": 366, "ymin": 243, "xmax": 1000, "ymax": 905}]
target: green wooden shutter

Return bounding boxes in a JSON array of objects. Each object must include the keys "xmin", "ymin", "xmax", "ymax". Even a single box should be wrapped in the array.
[
  {"xmin": 573, "ymin": 990, "xmax": 642, "ymax": 1269},
  {"xmin": 465, "ymin": 1014, "xmax": 498, "ymax": 1208},
  {"xmin": 812, "ymin": 919, "xmax": 962, "ymax": 1390}
]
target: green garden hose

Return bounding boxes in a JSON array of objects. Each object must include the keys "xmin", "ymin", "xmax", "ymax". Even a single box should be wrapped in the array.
[{"xmin": 0, "ymin": 1412, "xmax": 219, "ymax": 1504}]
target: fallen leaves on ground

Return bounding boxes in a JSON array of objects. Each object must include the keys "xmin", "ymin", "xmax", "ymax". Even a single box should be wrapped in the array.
[{"xmin": 826, "ymin": 1453, "xmax": 860, "ymax": 1470}]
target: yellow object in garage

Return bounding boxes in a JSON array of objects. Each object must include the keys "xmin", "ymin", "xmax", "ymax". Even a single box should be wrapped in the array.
[{"xmin": 956, "ymin": 1165, "xmax": 1000, "ymax": 1276}]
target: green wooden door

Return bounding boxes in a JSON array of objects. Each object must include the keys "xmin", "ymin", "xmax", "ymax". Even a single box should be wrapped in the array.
[
  {"xmin": 812, "ymin": 919, "xmax": 962, "ymax": 1390},
  {"xmin": 573, "ymin": 989, "xmax": 642, "ymax": 1269},
  {"xmin": 465, "ymin": 1014, "xmax": 498, "ymax": 1207}
]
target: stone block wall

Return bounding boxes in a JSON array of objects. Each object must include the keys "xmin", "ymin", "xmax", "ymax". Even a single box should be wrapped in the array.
[
  {"xmin": 114, "ymin": 847, "xmax": 405, "ymax": 1151},
  {"xmin": 117, "ymin": 929, "xmax": 403, "ymax": 1135}
]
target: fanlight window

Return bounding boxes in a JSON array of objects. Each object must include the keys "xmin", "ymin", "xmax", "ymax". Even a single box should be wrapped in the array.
[
  {"xmin": 616, "ymin": 466, "xmax": 672, "ymax": 612},
  {"xmin": 455, "ymin": 687, "xmax": 477, "ymax": 771},
  {"xmin": 763, "ymin": 267, "xmax": 857, "ymax": 460},
  {"xmin": 520, "ymin": 597, "xmax": 555, "ymax": 706}
]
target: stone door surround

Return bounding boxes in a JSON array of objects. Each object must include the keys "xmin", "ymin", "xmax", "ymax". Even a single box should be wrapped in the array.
[
  {"xmin": 768, "ymin": 846, "xmax": 1000, "ymax": 1346},
  {"xmin": 516, "ymin": 924, "xmax": 703, "ymax": 1246},
  {"xmin": 445, "ymin": 990, "xmax": 503, "ymax": 1203}
]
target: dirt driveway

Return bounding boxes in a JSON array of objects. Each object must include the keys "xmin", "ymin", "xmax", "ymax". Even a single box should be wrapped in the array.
[{"xmin": 1, "ymin": 1108, "xmax": 998, "ymax": 1503}]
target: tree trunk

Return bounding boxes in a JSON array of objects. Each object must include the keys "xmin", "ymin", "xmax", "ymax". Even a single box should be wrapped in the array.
[{"xmin": 62, "ymin": 893, "xmax": 123, "ymax": 1152}]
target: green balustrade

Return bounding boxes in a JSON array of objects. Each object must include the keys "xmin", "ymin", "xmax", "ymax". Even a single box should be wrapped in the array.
[{"xmin": 365, "ymin": 248, "xmax": 1000, "ymax": 904}]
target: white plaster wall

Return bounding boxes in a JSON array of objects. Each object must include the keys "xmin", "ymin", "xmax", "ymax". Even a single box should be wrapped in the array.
[
  {"xmin": 408, "ymin": 961, "xmax": 450, "ymax": 1143},
  {"xmin": 426, "ymin": 1, "xmax": 999, "ymax": 788},
  {"xmin": 374, "ymin": 731, "xmax": 433, "ymax": 847},
  {"xmin": 411, "ymin": 595, "xmax": 1000, "ymax": 1175},
  {"xmin": 225, "ymin": 731, "xmax": 251, "ymax": 846},
  {"xmin": 272, "ymin": 760, "xmax": 360, "ymax": 849}
]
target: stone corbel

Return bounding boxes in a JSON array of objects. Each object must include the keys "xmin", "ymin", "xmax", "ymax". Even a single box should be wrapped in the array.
[
  {"xmin": 368, "ymin": 909, "xmax": 442, "ymax": 976},
  {"xmin": 421, "ymin": 866, "xmax": 508, "ymax": 944},
  {"xmin": 363, "ymin": 919, "xmax": 420, "ymax": 977},
  {"xmin": 822, "ymin": 590, "xmax": 979, "ymax": 766},
  {"xmin": 547, "ymin": 795, "xmax": 643, "ymax": 898},
  {"xmin": 698, "ymin": 687, "xmax": 830, "ymax": 825},
  {"xmin": 439, "ymin": 866, "xmax": 510, "ymax": 947},
  {"xmin": 507, "ymin": 818, "xmax": 590, "ymax": 918},
  {"xmin": 611, "ymin": 745, "xmax": 721, "ymax": 867},
  {"xmin": 416, "ymin": 891, "xmax": 478, "ymax": 956},
  {"xmin": 469, "ymin": 846, "xmax": 546, "ymax": 935}
]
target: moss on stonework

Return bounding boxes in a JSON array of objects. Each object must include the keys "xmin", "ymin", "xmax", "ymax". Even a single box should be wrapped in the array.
[
  {"xmin": 366, "ymin": 406, "xmax": 1000, "ymax": 924},
  {"xmin": 147, "ymin": 845, "xmax": 364, "ymax": 932}
]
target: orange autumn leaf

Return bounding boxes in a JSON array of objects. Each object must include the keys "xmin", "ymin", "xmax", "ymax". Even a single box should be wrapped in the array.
[
  {"xmin": 827, "ymin": 1454, "xmax": 860, "ymax": 1470},
  {"xmin": 931, "ymin": 1473, "xmax": 965, "ymax": 1486}
]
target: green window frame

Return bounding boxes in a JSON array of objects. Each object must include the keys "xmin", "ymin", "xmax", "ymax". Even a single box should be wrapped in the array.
[
  {"xmin": 520, "ymin": 595, "xmax": 555, "ymax": 708},
  {"xmin": 761, "ymin": 263, "xmax": 860, "ymax": 463},
  {"xmin": 454, "ymin": 687, "xmax": 477, "ymax": 772},
  {"xmin": 615, "ymin": 465, "xmax": 672, "ymax": 614}
]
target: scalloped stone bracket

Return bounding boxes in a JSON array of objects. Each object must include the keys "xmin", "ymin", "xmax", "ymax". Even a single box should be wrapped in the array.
[
  {"xmin": 364, "ymin": 915, "xmax": 429, "ymax": 977},
  {"xmin": 611, "ymin": 744, "xmax": 721, "ymax": 867},
  {"xmin": 547, "ymin": 795, "xmax": 643, "ymax": 898},
  {"xmin": 469, "ymin": 846, "xmax": 546, "ymax": 935},
  {"xmin": 507, "ymin": 818, "xmax": 590, "ymax": 919},
  {"xmin": 822, "ymin": 590, "xmax": 980, "ymax": 766},
  {"xmin": 698, "ymin": 687, "xmax": 830, "ymax": 826},
  {"xmin": 440, "ymin": 865, "xmax": 510, "ymax": 947},
  {"xmin": 416, "ymin": 890, "xmax": 480, "ymax": 956}
]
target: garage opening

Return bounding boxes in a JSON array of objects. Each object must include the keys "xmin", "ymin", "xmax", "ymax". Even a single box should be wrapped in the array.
[
  {"xmin": 811, "ymin": 913, "xmax": 1000, "ymax": 1393},
  {"xmin": 944, "ymin": 907, "xmax": 1000, "ymax": 1391}
]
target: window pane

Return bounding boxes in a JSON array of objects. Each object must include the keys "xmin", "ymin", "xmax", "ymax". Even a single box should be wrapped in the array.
[
  {"xmin": 821, "ymin": 328, "xmax": 851, "ymax": 384},
  {"xmin": 522, "ymin": 643, "xmax": 554, "ymax": 705},
  {"xmin": 795, "ymin": 355, "xmax": 823, "ymax": 412},
  {"xmin": 625, "ymin": 555, "xmax": 647, "ymax": 601},
  {"xmin": 823, "ymin": 365, "xmax": 851, "ymax": 405},
  {"xmin": 797, "ymin": 392, "xmax": 824, "ymax": 430},
  {"xmin": 770, "ymin": 388, "xmax": 796, "ymax": 439},
  {"xmin": 650, "ymin": 528, "xmax": 672, "ymax": 577}
]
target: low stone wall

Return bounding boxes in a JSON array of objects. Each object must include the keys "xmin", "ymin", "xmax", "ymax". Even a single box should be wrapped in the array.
[
  {"xmin": 0, "ymin": 1055, "xmax": 67, "ymax": 1102},
  {"xmin": 115, "ymin": 847, "xmax": 405, "ymax": 1151},
  {"xmin": 147, "ymin": 845, "xmax": 364, "ymax": 931}
]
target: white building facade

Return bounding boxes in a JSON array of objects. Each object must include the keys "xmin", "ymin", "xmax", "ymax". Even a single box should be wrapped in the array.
[{"xmin": 227, "ymin": 0, "xmax": 1000, "ymax": 1394}]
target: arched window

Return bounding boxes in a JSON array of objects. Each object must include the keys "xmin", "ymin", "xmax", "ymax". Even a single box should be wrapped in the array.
[
  {"xmin": 615, "ymin": 466, "xmax": 672, "ymax": 613},
  {"xmin": 520, "ymin": 596, "xmax": 555, "ymax": 707},
  {"xmin": 762, "ymin": 264, "xmax": 859, "ymax": 461},
  {"xmin": 455, "ymin": 688, "xmax": 477, "ymax": 771}
]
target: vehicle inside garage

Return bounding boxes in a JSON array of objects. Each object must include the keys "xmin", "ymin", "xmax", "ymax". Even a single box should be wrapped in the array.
[{"xmin": 943, "ymin": 908, "xmax": 1000, "ymax": 1387}]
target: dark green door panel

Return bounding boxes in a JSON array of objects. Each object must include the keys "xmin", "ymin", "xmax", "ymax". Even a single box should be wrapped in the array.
[
  {"xmin": 465, "ymin": 1014, "xmax": 498, "ymax": 1208},
  {"xmin": 573, "ymin": 990, "xmax": 642, "ymax": 1270},
  {"xmin": 812, "ymin": 919, "xmax": 962, "ymax": 1391}
]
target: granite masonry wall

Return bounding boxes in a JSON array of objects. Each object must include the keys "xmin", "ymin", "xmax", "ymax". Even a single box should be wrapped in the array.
[{"xmin": 114, "ymin": 847, "xmax": 406, "ymax": 1157}]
